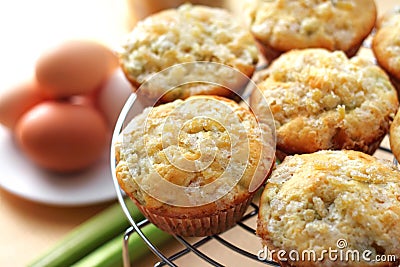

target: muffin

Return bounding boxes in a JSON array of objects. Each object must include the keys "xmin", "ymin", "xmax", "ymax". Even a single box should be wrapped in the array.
[
  {"xmin": 250, "ymin": 48, "xmax": 398, "ymax": 159},
  {"xmin": 372, "ymin": 6, "xmax": 400, "ymax": 94},
  {"xmin": 115, "ymin": 95, "xmax": 275, "ymax": 236},
  {"xmin": 243, "ymin": 0, "xmax": 376, "ymax": 63},
  {"xmin": 117, "ymin": 4, "xmax": 259, "ymax": 103},
  {"xmin": 257, "ymin": 150, "xmax": 400, "ymax": 267}
]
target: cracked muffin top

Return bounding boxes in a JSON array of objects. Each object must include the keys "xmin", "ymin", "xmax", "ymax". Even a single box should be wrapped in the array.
[
  {"xmin": 257, "ymin": 150, "xmax": 400, "ymax": 267},
  {"xmin": 115, "ymin": 95, "xmax": 275, "ymax": 214},
  {"xmin": 117, "ymin": 4, "xmax": 258, "ymax": 101},
  {"xmin": 250, "ymin": 48, "xmax": 398, "ymax": 157},
  {"xmin": 244, "ymin": 0, "xmax": 376, "ymax": 58}
]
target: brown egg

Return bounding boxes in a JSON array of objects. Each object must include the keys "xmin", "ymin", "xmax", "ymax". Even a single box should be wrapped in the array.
[
  {"xmin": 95, "ymin": 68, "xmax": 133, "ymax": 127},
  {"xmin": 15, "ymin": 101, "xmax": 109, "ymax": 173},
  {"xmin": 35, "ymin": 40, "xmax": 118, "ymax": 99},
  {"xmin": 0, "ymin": 80, "xmax": 44, "ymax": 130}
]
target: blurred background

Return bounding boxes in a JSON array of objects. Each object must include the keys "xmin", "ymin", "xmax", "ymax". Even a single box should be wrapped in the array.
[{"xmin": 0, "ymin": 0, "xmax": 130, "ymax": 90}]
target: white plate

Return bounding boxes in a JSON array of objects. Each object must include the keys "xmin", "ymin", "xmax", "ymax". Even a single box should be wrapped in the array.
[{"xmin": 0, "ymin": 125, "xmax": 117, "ymax": 206}]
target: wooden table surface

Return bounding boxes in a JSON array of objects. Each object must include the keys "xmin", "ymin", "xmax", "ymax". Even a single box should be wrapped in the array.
[{"xmin": 0, "ymin": 0, "xmax": 397, "ymax": 266}]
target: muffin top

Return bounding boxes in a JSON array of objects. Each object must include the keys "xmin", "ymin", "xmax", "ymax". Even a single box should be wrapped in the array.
[
  {"xmin": 115, "ymin": 95, "xmax": 275, "ymax": 214},
  {"xmin": 244, "ymin": 0, "xmax": 376, "ymax": 53},
  {"xmin": 118, "ymin": 4, "xmax": 258, "ymax": 98},
  {"xmin": 372, "ymin": 6, "xmax": 400, "ymax": 81},
  {"xmin": 258, "ymin": 150, "xmax": 400, "ymax": 267},
  {"xmin": 250, "ymin": 48, "xmax": 398, "ymax": 156}
]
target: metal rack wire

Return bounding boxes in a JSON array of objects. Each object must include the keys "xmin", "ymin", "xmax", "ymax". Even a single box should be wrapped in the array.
[
  {"xmin": 119, "ymin": 196, "xmax": 279, "ymax": 266},
  {"xmin": 111, "ymin": 144, "xmax": 395, "ymax": 267}
]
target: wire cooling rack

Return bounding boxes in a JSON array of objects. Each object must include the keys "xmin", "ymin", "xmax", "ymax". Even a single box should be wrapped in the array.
[
  {"xmin": 118, "ymin": 191, "xmax": 279, "ymax": 267},
  {"xmin": 120, "ymin": 199, "xmax": 279, "ymax": 267},
  {"xmin": 112, "ymin": 142, "xmax": 395, "ymax": 267}
]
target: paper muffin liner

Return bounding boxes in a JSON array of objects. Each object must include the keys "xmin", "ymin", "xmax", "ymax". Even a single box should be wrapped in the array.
[{"xmin": 132, "ymin": 196, "xmax": 254, "ymax": 237}]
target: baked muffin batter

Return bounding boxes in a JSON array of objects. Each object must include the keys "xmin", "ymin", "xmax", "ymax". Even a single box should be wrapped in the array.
[
  {"xmin": 373, "ymin": 6, "xmax": 400, "ymax": 93},
  {"xmin": 115, "ymin": 95, "xmax": 275, "ymax": 236},
  {"xmin": 244, "ymin": 0, "xmax": 376, "ymax": 61},
  {"xmin": 258, "ymin": 150, "xmax": 400, "ymax": 267},
  {"xmin": 118, "ymin": 4, "xmax": 259, "ymax": 101},
  {"xmin": 251, "ymin": 48, "xmax": 398, "ymax": 158}
]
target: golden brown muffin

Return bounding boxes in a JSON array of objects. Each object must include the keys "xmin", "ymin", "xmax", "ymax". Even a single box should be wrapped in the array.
[
  {"xmin": 250, "ymin": 48, "xmax": 398, "ymax": 159},
  {"xmin": 372, "ymin": 6, "xmax": 400, "ymax": 94},
  {"xmin": 115, "ymin": 95, "xmax": 275, "ymax": 236},
  {"xmin": 244, "ymin": 0, "xmax": 376, "ymax": 63},
  {"xmin": 257, "ymin": 150, "xmax": 400, "ymax": 267},
  {"xmin": 117, "ymin": 4, "xmax": 259, "ymax": 103}
]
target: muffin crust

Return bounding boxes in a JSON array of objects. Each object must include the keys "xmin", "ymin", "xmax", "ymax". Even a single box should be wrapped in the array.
[
  {"xmin": 244, "ymin": 0, "xmax": 376, "ymax": 60},
  {"xmin": 118, "ymin": 4, "xmax": 259, "ymax": 101},
  {"xmin": 251, "ymin": 49, "xmax": 398, "ymax": 157},
  {"xmin": 115, "ymin": 95, "xmax": 275, "ymax": 235},
  {"xmin": 372, "ymin": 6, "xmax": 400, "ymax": 93},
  {"xmin": 257, "ymin": 150, "xmax": 400, "ymax": 267}
]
